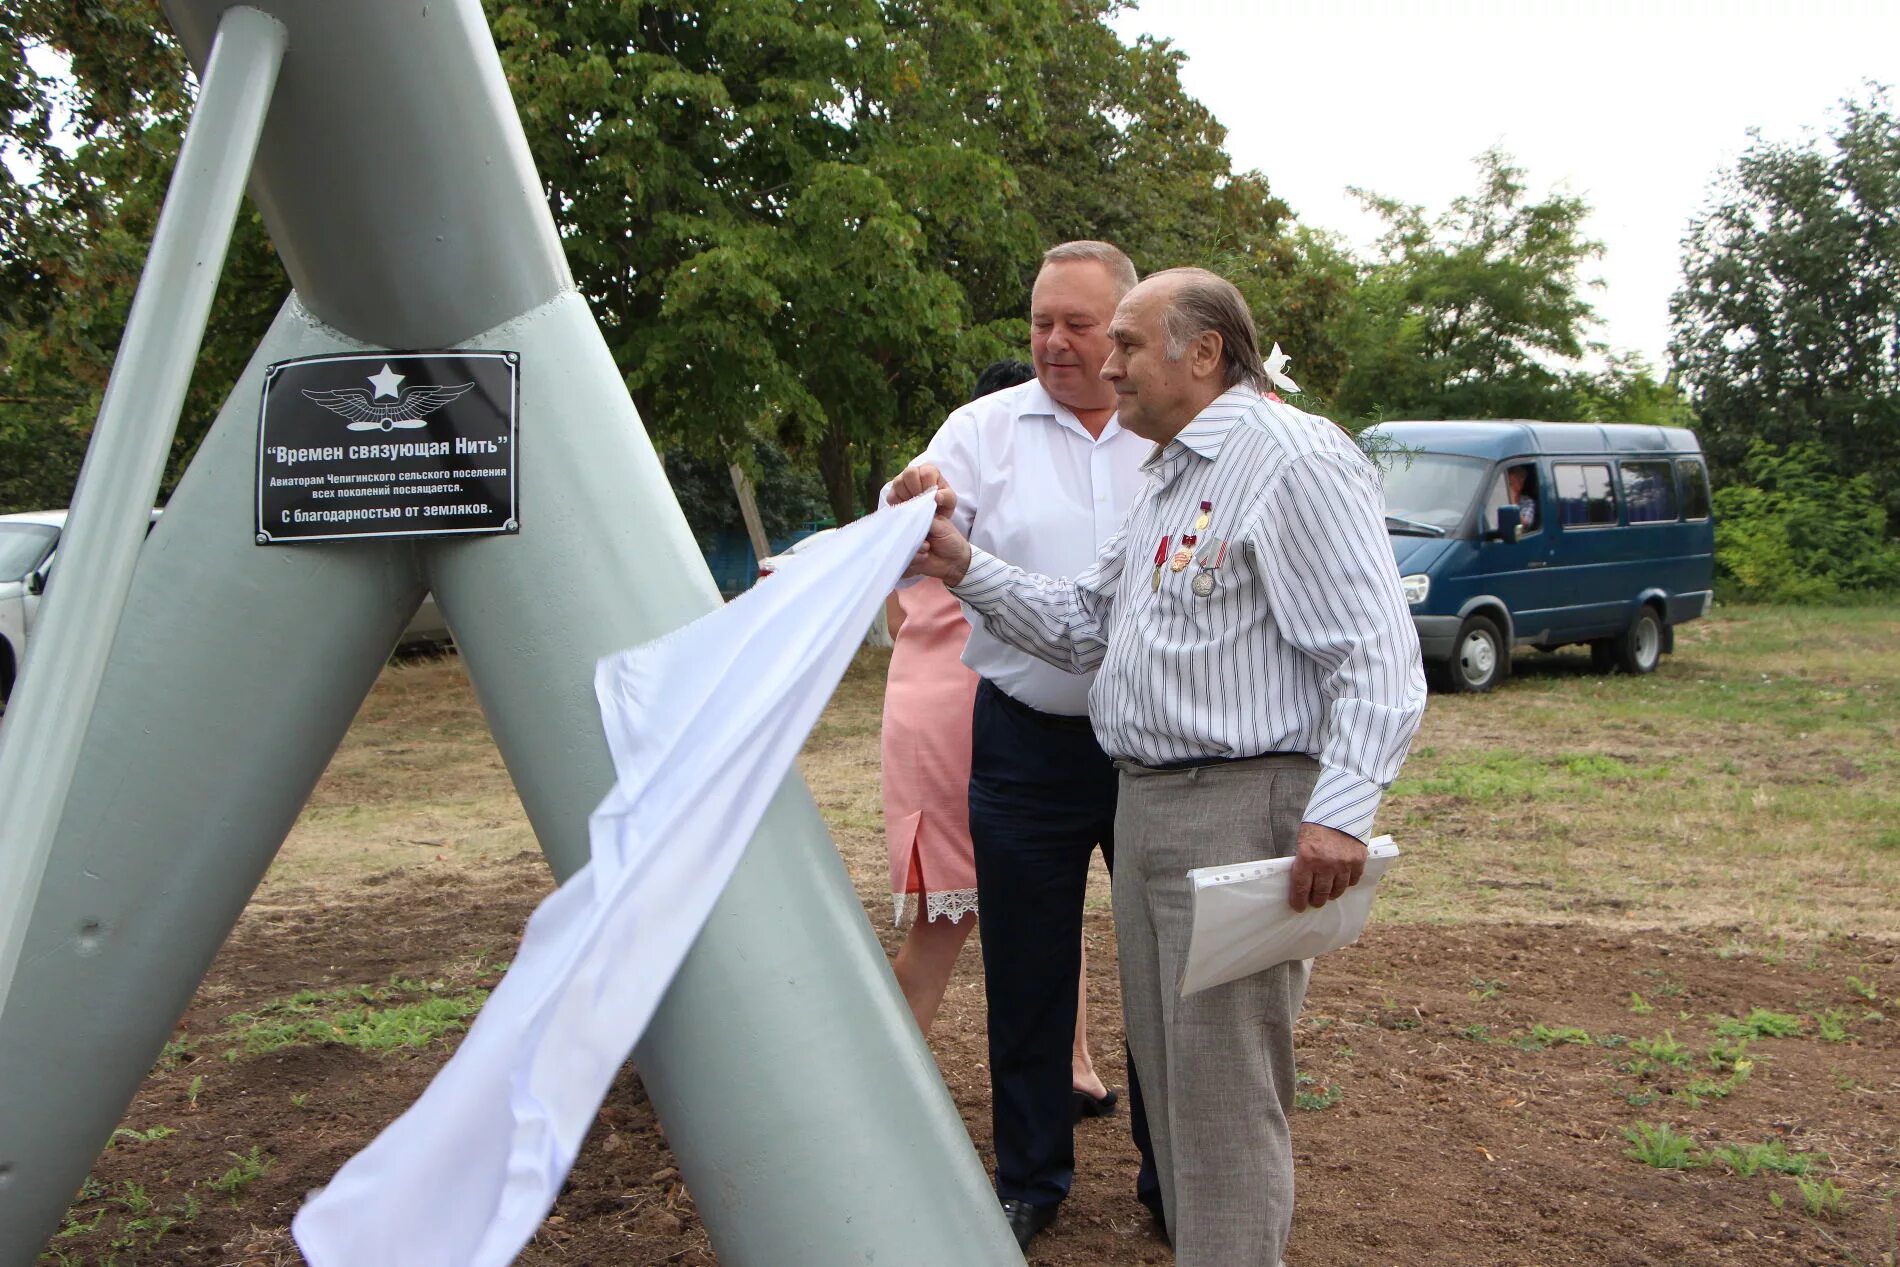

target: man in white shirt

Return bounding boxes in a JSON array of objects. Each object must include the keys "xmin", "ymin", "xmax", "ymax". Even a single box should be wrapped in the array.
[
  {"xmin": 890, "ymin": 241, "xmax": 1156, "ymax": 1250},
  {"xmin": 891, "ymin": 267, "xmax": 1426, "ymax": 1266}
]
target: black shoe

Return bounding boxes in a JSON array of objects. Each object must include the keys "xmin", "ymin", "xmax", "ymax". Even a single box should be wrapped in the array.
[
  {"xmin": 1000, "ymin": 1198, "xmax": 1058, "ymax": 1251},
  {"xmin": 1072, "ymin": 1087, "xmax": 1119, "ymax": 1122},
  {"xmin": 1139, "ymin": 1194, "xmax": 1170, "ymax": 1245}
]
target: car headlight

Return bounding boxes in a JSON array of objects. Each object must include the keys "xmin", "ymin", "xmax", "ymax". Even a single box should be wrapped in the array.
[{"xmin": 1400, "ymin": 573, "xmax": 1430, "ymax": 605}]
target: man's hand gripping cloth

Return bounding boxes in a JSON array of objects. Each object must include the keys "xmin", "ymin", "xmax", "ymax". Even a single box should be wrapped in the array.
[{"xmin": 292, "ymin": 496, "xmax": 938, "ymax": 1267}]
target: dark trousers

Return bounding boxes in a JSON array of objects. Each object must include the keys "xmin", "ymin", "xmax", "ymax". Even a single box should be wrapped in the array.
[{"xmin": 969, "ymin": 679, "xmax": 1158, "ymax": 1210}]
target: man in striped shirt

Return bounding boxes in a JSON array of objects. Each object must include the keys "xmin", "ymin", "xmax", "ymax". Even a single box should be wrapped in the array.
[{"xmin": 889, "ymin": 267, "xmax": 1426, "ymax": 1266}]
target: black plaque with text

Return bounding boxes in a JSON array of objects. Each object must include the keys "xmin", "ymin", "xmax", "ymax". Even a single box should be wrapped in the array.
[{"xmin": 256, "ymin": 350, "xmax": 519, "ymax": 543}]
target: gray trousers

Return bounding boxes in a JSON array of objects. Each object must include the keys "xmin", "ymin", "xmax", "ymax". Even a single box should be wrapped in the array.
[{"xmin": 1113, "ymin": 755, "xmax": 1317, "ymax": 1267}]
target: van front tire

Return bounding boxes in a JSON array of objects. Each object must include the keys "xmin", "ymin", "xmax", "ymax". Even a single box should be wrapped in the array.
[{"xmin": 1446, "ymin": 614, "xmax": 1507, "ymax": 693}]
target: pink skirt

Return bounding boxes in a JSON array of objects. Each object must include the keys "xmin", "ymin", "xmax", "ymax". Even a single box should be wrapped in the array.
[{"xmin": 881, "ymin": 580, "xmax": 979, "ymax": 924}]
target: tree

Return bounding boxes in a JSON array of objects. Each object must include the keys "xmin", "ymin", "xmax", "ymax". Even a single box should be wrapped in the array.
[
  {"xmin": 1, "ymin": 2, "xmax": 289, "ymax": 513},
  {"xmin": 1564, "ymin": 352, "xmax": 1696, "ymax": 429},
  {"xmin": 996, "ymin": 4, "xmax": 1353, "ymax": 403},
  {"xmin": 492, "ymin": 0, "xmax": 1055, "ymax": 523},
  {"xmin": 3, "ymin": 0, "xmax": 1346, "ymax": 523},
  {"xmin": 1669, "ymin": 88, "xmax": 1900, "ymax": 523},
  {"xmin": 1335, "ymin": 148, "xmax": 1603, "ymax": 423}
]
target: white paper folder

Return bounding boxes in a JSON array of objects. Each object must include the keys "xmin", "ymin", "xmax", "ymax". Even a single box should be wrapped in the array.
[{"xmin": 1179, "ymin": 836, "xmax": 1400, "ymax": 997}]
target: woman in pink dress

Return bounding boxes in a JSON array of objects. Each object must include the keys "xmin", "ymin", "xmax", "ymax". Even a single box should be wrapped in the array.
[
  {"xmin": 881, "ymin": 578, "xmax": 982, "ymax": 1032},
  {"xmin": 880, "ymin": 356, "xmax": 1112, "ymax": 1113}
]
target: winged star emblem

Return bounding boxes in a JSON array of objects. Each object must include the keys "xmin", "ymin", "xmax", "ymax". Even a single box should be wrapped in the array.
[{"xmin": 301, "ymin": 363, "xmax": 477, "ymax": 431}]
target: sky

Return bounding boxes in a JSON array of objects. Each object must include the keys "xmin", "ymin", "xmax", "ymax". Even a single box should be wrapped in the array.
[{"xmin": 1108, "ymin": 0, "xmax": 1900, "ymax": 371}]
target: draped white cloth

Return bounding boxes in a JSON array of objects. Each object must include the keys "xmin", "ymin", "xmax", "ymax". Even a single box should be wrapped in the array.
[{"xmin": 293, "ymin": 496, "xmax": 936, "ymax": 1267}]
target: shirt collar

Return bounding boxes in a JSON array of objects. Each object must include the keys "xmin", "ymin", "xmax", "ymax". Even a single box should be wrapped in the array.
[
  {"xmin": 1012, "ymin": 379, "xmax": 1124, "ymax": 443},
  {"xmin": 1154, "ymin": 387, "xmax": 1265, "ymax": 466}
]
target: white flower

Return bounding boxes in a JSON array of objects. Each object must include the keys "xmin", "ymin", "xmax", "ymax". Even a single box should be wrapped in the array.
[{"xmin": 1263, "ymin": 342, "xmax": 1301, "ymax": 395}]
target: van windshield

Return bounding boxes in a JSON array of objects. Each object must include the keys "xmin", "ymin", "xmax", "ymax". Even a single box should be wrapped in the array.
[
  {"xmin": 1375, "ymin": 452, "xmax": 1488, "ymax": 535},
  {"xmin": 0, "ymin": 523, "xmax": 58, "ymax": 582}
]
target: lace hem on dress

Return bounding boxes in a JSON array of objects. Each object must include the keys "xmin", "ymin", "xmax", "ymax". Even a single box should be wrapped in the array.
[{"xmin": 893, "ymin": 887, "xmax": 980, "ymax": 928}]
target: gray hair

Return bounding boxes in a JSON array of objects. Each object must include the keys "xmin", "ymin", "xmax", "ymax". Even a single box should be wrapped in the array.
[
  {"xmin": 1148, "ymin": 267, "xmax": 1269, "ymax": 393},
  {"xmin": 1041, "ymin": 240, "xmax": 1138, "ymax": 297}
]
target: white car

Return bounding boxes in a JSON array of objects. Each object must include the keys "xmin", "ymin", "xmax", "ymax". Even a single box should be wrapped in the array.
[{"xmin": 0, "ymin": 509, "xmax": 450, "ymax": 708}]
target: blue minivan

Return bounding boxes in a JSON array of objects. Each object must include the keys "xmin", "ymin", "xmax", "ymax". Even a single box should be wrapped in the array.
[{"xmin": 1360, "ymin": 421, "xmax": 1715, "ymax": 692}]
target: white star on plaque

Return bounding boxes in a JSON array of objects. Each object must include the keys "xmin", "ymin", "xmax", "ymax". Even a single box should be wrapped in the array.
[{"xmin": 367, "ymin": 363, "xmax": 406, "ymax": 399}]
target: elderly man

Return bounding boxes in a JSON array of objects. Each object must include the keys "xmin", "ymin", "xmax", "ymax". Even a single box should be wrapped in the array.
[
  {"xmin": 890, "ymin": 267, "xmax": 1425, "ymax": 1265},
  {"xmin": 885, "ymin": 240, "xmax": 1157, "ymax": 1250}
]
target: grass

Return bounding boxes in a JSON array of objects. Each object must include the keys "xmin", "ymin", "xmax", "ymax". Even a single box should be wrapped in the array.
[
  {"xmin": 1363, "ymin": 605, "xmax": 1900, "ymax": 938},
  {"xmin": 1293, "ymin": 1073, "xmax": 1343, "ymax": 1111},
  {"xmin": 1710, "ymin": 1140, "xmax": 1820, "ymax": 1177},
  {"xmin": 208, "ymin": 1147, "xmax": 272, "ymax": 1201},
  {"xmin": 1623, "ymin": 1122, "xmax": 1703, "ymax": 1169},
  {"xmin": 217, "ymin": 975, "xmax": 489, "ymax": 1056},
  {"xmin": 1711, "ymin": 1009, "xmax": 1805, "ymax": 1040},
  {"xmin": 265, "ymin": 605, "xmax": 1900, "ymax": 943}
]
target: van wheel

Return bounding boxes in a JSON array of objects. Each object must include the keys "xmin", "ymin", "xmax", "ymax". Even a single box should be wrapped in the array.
[
  {"xmin": 1447, "ymin": 615, "xmax": 1507, "ymax": 693},
  {"xmin": 1615, "ymin": 607, "xmax": 1664, "ymax": 674}
]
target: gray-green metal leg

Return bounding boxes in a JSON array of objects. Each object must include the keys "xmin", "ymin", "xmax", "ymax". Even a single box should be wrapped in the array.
[{"xmin": 0, "ymin": 301, "xmax": 423, "ymax": 1258}]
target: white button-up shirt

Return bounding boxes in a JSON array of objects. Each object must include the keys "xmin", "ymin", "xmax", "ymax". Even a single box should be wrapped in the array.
[
  {"xmin": 896, "ymin": 378, "xmax": 1151, "ymax": 716},
  {"xmin": 951, "ymin": 388, "xmax": 1426, "ymax": 840}
]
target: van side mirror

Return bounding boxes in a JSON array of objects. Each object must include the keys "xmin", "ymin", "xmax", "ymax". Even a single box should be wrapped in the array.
[
  {"xmin": 1486, "ymin": 505, "xmax": 1521, "ymax": 544},
  {"xmin": 26, "ymin": 568, "xmax": 46, "ymax": 596}
]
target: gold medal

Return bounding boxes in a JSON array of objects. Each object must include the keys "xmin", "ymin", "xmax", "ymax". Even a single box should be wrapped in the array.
[
  {"xmin": 1194, "ymin": 499, "xmax": 1212, "ymax": 532},
  {"xmin": 1170, "ymin": 546, "xmax": 1193, "ymax": 572}
]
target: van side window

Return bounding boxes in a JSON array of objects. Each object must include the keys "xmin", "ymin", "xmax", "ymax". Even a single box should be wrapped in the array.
[
  {"xmin": 1677, "ymin": 458, "xmax": 1711, "ymax": 520},
  {"xmin": 1553, "ymin": 462, "xmax": 1617, "ymax": 527},
  {"xmin": 1620, "ymin": 461, "xmax": 1679, "ymax": 524}
]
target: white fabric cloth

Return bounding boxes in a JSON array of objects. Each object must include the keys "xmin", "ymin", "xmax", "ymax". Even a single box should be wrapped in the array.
[
  {"xmin": 292, "ymin": 495, "xmax": 937, "ymax": 1267},
  {"xmin": 951, "ymin": 388, "xmax": 1427, "ymax": 840},
  {"xmin": 1179, "ymin": 836, "xmax": 1400, "ymax": 996},
  {"xmin": 890, "ymin": 377, "xmax": 1150, "ymax": 716}
]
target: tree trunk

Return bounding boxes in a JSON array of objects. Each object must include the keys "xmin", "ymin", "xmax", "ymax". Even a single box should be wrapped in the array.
[
  {"xmin": 727, "ymin": 462, "xmax": 771, "ymax": 563},
  {"xmin": 859, "ymin": 443, "xmax": 891, "ymax": 517},
  {"xmin": 817, "ymin": 422, "xmax": 858, "ymax": 524}
]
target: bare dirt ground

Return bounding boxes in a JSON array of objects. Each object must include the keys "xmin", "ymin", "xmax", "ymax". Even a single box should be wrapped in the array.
[{"xmin": 43, "ymin": 607, "xmax": 1900, "ymax": 1266}]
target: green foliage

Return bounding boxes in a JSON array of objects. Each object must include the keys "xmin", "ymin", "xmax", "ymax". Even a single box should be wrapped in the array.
[
  {"xmin": 1, "ymin": 1, "xmax": 287, "ymax": 514},
  {"xmin": 1813, "ymin": 1009, "xmax": 1855, "ymax": 1043},
  {"xmin": 1711, "ymin": 1139, "xmax": 1816, "ymax": 1178},
  {"xmin": 1622, "ymin": 1122, "xmax": 1703, "ymax": 1169},
  {"xmin": 1711, "ymin": 1009, "xmax": 1804, "ymax": 1040},
  {"xmin": 1671, "ymin": 88, "xmax": 1900, "ymax": 524},
  {"xmin": 1293, "ymin": 1073, "xmax": 1342, "ymax": 1111},
  {"xmin": 1566, "ymin": 352, "xmax": 1697, "ymax": 428},
  {"xmin": 1625, "ymin": 1031, "xmax": 1693, "ymax": 1073},
  {"xmin": 662, "ymin": 440, "xmax": 830, "ymax": 550},
  {"xmin": 2, "ymin": 0, "xmax": 1342, "ymax": 524},
  {"xmin": 208, "ymin": 1146, "xmax": 272, "ymax": 1200},
  {"xmin": 1628, "ymin": 992, "xmax": 1655, "ymax": 1016},
  {"xmin": 1336, "ymin": 148, "xmax": 1603, "ymax": 423},
  {"xmin": 1794, "ymin": 1175, "xmax": 1846, "ymax": 1219},
  {"xmin": 1517, "ymin": 1023, "xmax": 1591, "ymax": 1050},
  {"xmin": 218, "ymin": 975, "xmax": 488, "ymax": 1055},
  {"xmin": 1713, "ymin": 441, "xmax": 1900, "ymax": 602}
]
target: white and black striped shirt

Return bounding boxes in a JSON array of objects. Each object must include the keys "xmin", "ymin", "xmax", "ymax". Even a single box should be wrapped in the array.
[{"xmin": 952, "ymin": 388, "xmax": 1426, "ymax": 840}]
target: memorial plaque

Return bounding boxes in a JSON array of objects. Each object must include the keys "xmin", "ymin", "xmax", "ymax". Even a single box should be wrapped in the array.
[{"xmin": 256, "ymin": 350, "xmax": 518, "ymax": 543}]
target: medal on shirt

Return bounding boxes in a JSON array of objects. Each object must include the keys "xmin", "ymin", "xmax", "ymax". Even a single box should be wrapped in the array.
[
  {"xmin": 1151, "ymin": 534, "xmax": 1171, "ymax": 592},
  {"xmin": 1170, "ymin": 532, "xmax": 1198, "ymax": 573},
  {"xmin": 1194, "ymin": 500, "xmax": 1212, "ymax": 532},
  {"xmin": 1191, "ymin": 538, "xmax": 1228, "ymax": 598}
]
